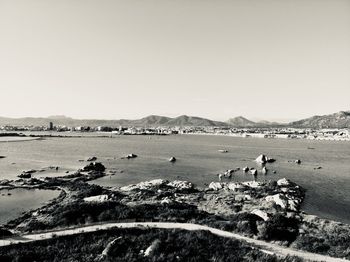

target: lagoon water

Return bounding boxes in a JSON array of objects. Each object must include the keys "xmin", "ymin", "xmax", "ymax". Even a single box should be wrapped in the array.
[
  {"xmin": 0, "ymin": 134, "xmax": 350, "ymax": 224},
  {"xmin": 0, "ymin": 188, "xmax": 60, "ymax": 224}
]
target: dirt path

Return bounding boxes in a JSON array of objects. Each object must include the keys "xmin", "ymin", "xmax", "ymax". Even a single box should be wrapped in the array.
[{"xmin": 0, "ymin": 222, "xmax": 348, "ymax": 262}]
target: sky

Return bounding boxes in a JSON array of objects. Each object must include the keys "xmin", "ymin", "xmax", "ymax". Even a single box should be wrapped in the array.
[{"xmin": 0, "ymin": 0, "xmax": 349, "ymax": 122}]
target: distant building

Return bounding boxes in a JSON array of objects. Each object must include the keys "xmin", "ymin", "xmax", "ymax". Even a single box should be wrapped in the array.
[{"xmin": 49, "ymin": 122, "xmax": 54, "ymax": 130}]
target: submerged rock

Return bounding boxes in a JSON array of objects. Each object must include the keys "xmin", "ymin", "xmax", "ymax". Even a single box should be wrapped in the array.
[{"xmin": 87, "ymin": 156, "xmax": 97, "ymax": 162}]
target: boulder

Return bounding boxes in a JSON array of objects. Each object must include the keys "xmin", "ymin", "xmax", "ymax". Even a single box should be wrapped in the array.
[
  {"xmin": 84, "ymin": 194, "xmax": 109, "ymax": 203},
  {"xmin": 255, "ymin": 154, "xmax": 268, "ymax": 163},
  {"xmin": 169, "ymin": 157, "xmax": 176, "ymax": 162},
  {"xmin": 227, "ymin": 182, "xmax": 247, "ymax": 191},
  {"xmin": 126, "ymin": 153, "xmax": 137, "ymax": 159},
  {"xmin": 277, "ymin": 178, "xmax": 291, "ymax": 186},
  {"xmin": 251, "ymin": 209, "xmax": 269, "ymax": 221},
  {"xmin": 208, "ymin": 182, "xmax": 225, "ymax": 191}
]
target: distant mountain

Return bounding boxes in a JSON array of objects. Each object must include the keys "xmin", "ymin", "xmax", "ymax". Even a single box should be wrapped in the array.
[
  {"xmin": 226, "ymin": 116, "xmax": 256, "ymax": 127},
  {"xmin": 2, "ymin": 111, "xmax": 349, "ymax": 128},
  {"xmin": 0, "ymin": 115, "xmax": 228, "ymax": 127},
  {"xmin": 289, "ymin": 111, "xmax": 350, "ymax": 128},
  {"xmin": 167, "ymin": 115, "xmax": 228, "ymax": 126}
]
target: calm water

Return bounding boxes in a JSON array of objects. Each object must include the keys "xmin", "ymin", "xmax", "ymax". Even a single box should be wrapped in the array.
[
  {"xmin": 0, "ymin": 188, "xmax": 60, "ymax": 224},
  {"xmin": 0, "ymin": 134, "xmax": 349, "ymax": 224}
]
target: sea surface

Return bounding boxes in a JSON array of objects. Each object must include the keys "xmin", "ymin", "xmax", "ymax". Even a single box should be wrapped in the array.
[{"xmin": 0, "ymin": 134, "xmax": 349, "ymax": 224}]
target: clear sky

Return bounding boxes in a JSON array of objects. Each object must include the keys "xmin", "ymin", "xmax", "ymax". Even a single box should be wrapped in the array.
[{"xmin": 0, "ymin": 0, "xmax": 349, "ymax": 121}]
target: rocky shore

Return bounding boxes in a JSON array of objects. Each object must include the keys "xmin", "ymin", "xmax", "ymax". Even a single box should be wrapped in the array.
[{"xmin": 0, "ymin": 161, "xmax": 349, "ymax": 260}]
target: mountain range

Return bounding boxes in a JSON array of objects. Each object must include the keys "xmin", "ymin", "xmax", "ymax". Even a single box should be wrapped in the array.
[{"xmin": 0, "ymin": 111, "xmax": 349, "ymax": 128}]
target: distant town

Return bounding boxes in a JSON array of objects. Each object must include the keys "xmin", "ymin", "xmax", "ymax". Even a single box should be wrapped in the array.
[{"xmin": 1, "ymin": 121, "xmax": 349, "ymax": 141}]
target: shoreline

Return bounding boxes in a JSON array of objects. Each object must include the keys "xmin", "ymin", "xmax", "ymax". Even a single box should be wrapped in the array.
[{"xmin": 1, "ymin": 162, "xmax": 350, "ymax": 260}]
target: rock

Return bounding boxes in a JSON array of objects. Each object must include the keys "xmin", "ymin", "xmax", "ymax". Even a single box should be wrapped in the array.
[
  {"xmin": 126, "ymin": 153, "xmax": 137, "ymax": 159},
  {"xmin": 82, "ymin": 162, "xmax": 106, "ymax": 172},
  {"xmin": 227, "ymin": 182, "xmax": 247, "ymax": 191},
  {"xmin": 242, "ymin": 181, "xmax": 262, "ymax": 188},
  {"xmin": 169, "ymin": 157, "xmax": 176, "ymax": 162},
  {"xmin": 235, "ymin": 194, "xmax": 251, "ymax": 201},
  {"xmin": 242, "ymin": 166, "xmax": 249, "ymax": 173},
  {"xmin": 22, "ymin": 169, "xmax": 37, "ymax": 174},
  {"xmin": 250, "ymin": 169, "xmax": 258, "ymax": 176},
  {"xmin": 120, "ymin": 179, "xmax": 168, "ymax": 191},
  {"xmin": 144, "ymin": 240, "xmax": 161, "ymax": 257},
  {"xmin": 277, "ymin": 178, "xmax": 291, "ymax": 186},
  {"xmin": 102, "ymin": 237, "xmax": 122, "ymax": 257},
  {"xmin": 295, "ymin": 159, "xmax": 301, "ymax": 164},
  {"xmin": 265, "ymin": 194, "xmax": 288, "ymax": 209},
  {"xmin": 218, "ymin": 149, "xmax": 228, "ymax": 153},
  {"xmin": 255, "ymin": 154, "xmax": 268, "ymax": 163},
  {"xmin": 84, "ymin": 194, "xmax": 109, "ymax": 202},
  {"xmin": 224, "ymin": 169, "xmax": 234, "ymax": 177},
  {"xmin": 255, "ymin": 154, "xmax": 275, "ymax": 163},
  {"xmin": 18, "ymin": 173, "xmax": 31, "ymax": 179},
  {"xmin": 262, "ymin": 166, "xmax": 268, "ymax": 175},
  {"xmin": 251, "ymin": 209, "xmax": 270, "ymax": 221},
  {"xmin": 314, "ymin": 166, "xmax": 322, "ymax": 170},
  {"xmin": 208, "ymin": 182, "xmax": 225, "ymax": 191},
  {"xmin": 218, "ymin": 173, "xmax": 223, "ymax": 181},
  {"xmin": 167, "ymin": 180, "xmax": 193, "ymax": 190},
  {"xmin": 87, "ymin": 156, "xmax": 97, "ymax": 161}
]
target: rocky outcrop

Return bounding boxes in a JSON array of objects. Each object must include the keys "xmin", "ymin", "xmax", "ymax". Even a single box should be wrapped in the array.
[
  {"xmin": 120, "ymin": 179, "xmax": 167, "ymax": 191},
  {"xmin": 82, "ymin": 162, "xmax": 106, "ymax": 172}
]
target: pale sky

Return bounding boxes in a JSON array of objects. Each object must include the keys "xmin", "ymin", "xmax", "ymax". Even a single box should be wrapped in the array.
[{"xmin": 0, "ymin": 0, "xmax": 349, "ymax": 121}]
